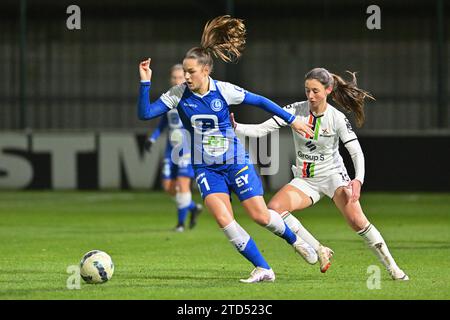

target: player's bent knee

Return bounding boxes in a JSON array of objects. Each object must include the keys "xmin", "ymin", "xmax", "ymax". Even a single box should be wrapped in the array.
[
  {"xmin": 267, "ymin": 201, "xmax": 286, "ymax": 214},
  {"xmin": 248, "ymin": 210, "xmax": 270, "ymax": 226}
]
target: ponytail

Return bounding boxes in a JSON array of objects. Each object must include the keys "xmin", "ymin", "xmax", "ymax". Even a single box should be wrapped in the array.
[
  {"xmin": 305, "ymin": 68, "xmax": 375, "ymax": 127},
  {"xmin": 185, "ymin": 15, "xmax": 246, "ymax": 72},
  {"xmin": 330, "ymin": 71, "xmax": 374, "ymax": 127}
]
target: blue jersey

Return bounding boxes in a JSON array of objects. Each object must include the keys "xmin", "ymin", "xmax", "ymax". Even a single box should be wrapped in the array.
[
  {"xmin": 138, "ymin": 78, "xmax": 296, "ymax": 200},
  {"xmin": 138, "ymin": 77, "xmax": 295, "ymax": 168},
  {"xmin": 160, "ymin": 79, "xmax": 248, "ymax": 167}
]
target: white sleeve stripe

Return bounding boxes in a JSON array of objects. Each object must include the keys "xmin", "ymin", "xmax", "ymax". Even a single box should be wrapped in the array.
[
  {"xmin": 160, "ymin": 84, "xmax": 185, "ymax": 109},
  {"xmin": 216, "ymin": 81, "xmax": 246, "ymax": 105}
]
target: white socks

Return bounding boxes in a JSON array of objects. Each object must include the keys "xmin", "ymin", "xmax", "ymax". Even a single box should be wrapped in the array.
[
  {"xmin": 358, "ymin": 223, "xmax": 399, "ymax": 272},
  {"xmin": 281, "ymin": 211, "xmax": 320, "ymax": 251},
  {"xmin": 222, "ymin": 220, "xmax": 250, "ymax": 252},
  {"xmin": 175, "ymin": 192, "xmax": 192, "ymax": 209},
  {"xmin": 266, "ymin": 209, "xmax": 287, "ymax": 236}
]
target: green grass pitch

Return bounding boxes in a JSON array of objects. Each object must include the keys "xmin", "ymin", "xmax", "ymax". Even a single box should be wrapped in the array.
[{"xmin": 0, "ymin": 191, "xmax": 449, "ymax": 300}]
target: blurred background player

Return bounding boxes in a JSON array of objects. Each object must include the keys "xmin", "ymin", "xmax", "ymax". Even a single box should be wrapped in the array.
[
  {"xmin": 145, "ymin": 64, "xmax": 202, "ymax": 232},
  {"xmin": 137, "ymin": 15, "xmax": 317, "ymax": 283},
  {"xmin": 232, "ymin": 67, "xmax": 409, "ymax": 281}
]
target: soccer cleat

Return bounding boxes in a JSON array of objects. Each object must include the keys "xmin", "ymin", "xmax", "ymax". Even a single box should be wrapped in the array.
[
  {"xmin": 189, "ymin": 203, "xmax": 203, "ymax": 229},
  {"xmin": 239, "ymin": 267, "xmax": 275, "ymax": 283},
  {"xmin": 318, "ymin": 245, "xmax": 334, "ymax": 273},
  {"xmin": 389, "ymin": 268, "xmax": 409, "ymax": 281},
  {"xmin": 293, "ymin": 238, "xmax": 318, "ymax": 264},
  {"xmin": 174, "ymin": 224, "xmax": 185, "ymax": 232}
]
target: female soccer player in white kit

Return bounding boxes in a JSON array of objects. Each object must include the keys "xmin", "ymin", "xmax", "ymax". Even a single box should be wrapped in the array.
[{"xmin": 233, "ymin": 68, "xmax": 409, "ymax": 280}]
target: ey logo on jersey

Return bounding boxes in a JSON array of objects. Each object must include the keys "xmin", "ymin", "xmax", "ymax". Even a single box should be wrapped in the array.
[
  {"xmin": 235, "ymin": 174, "xmax": 249, "ymax": 188},
  {"xmin": 210, "ymin": 99, "xmax": 224, "ymax": 112},
  {"xmin": 235, "ymin": 165, "xmax": 249, "ymax": 188}
]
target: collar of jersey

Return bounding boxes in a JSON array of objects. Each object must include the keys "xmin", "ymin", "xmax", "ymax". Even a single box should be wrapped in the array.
[
  {"xmin": 309, "ymin": 103, "xmax": 329, "ymax": 118},
  {"xmin": 190, "ymin": 77, "xmax": 217, "ymax": 98}
]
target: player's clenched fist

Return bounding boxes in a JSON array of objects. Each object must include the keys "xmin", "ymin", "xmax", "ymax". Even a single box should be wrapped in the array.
[{"xmin": 139, "ymin": 58, "xmax": 152, "ymax": 81}]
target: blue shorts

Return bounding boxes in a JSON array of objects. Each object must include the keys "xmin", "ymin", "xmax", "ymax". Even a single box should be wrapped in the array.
[
  {"xmin": 162, "ymin": 157, "xmax": 195, "ymax": 180},
  {"xmin": 194, "ymin": 159, "xmax": 264, "ymax": 202},
  {"xmin": 161, "ymin": 144, "xmax": 194, "ymax": 180}
]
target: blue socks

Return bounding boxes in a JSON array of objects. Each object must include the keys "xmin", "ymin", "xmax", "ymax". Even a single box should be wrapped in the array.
[
  {"xmin": 222, "ymin": 220, "xmax": 270, "ymax": 269},
  {"xmin": 177, "ymin": 207, "xmax": 189, "ymax": 225},
  {"xmin": 240, "ymin": 238, "xmax": 270, "ymax": 269}
]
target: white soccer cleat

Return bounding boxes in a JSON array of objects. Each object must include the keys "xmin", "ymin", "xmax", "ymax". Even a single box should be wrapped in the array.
[
  {"xmin": 174, "ymin": 224, "xmax": 185, "ymax": 232},
  {"xmin": 318, "ymin": 245, "xmax": 334, "ymax": 273},
  {"xmin": 239, "ymin": 267, "xmax": 275, "ymax": 283},
  {"xmin": 293, "ymin": 238, "xmax": 318, "ymax": 264},
  {"xmin": 389, "ymin": 268, "xmax": 409, "ymax": 281}
]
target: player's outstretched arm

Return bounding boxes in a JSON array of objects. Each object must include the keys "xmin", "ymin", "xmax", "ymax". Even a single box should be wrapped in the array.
[
  {"xmin": 137, "ymin": 58, "xmax": 171, "ymax": 120},
  {"xmin": 230, "ymin": 112, "xmax": 281, "ymax": 138},
  {"xmin": 242, "ymin": 92, "xmax": 314, "ymax": 137},
  {"xmin": 148, "ymin": 115, "xmax": 168, "ymax": 142},
  {"xmin": 145, "ymin": 115, "xmax": 168, "ymax": 152}
]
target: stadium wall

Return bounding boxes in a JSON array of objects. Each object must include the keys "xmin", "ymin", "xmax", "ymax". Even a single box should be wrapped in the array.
[{"xmin": 1, "ymin": 132, "xmax": 448, "ymax": 191}]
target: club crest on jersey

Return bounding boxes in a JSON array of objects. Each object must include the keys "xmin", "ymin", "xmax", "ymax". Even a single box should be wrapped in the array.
[{"xmin": 210, "ymin": 99, "xmax": 224, "ymax": 112}]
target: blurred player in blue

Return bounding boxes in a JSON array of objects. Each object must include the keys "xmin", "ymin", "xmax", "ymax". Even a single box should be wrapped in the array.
[
  {"xmin": 145, "ymin": 64, "xmax": 202, "ymax": 232},
  {"xmin": 137, "ymin": 16, "xmax": 317, "ymax": 283}
]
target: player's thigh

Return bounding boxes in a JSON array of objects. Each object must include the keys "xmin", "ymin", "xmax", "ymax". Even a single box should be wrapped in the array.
[
  {"xmin": 204, "ymin": 193, "xmax": 234, "ymax": 228},
  {"xmin": 268, "ymin": 184, "xmax": 313, "ymax": 213},
  {"xmin": 333, "ymin": 186, "xmax": 369, "ymax": 231},
  {"xmin": 176, "ymin": 176, "xmax": 192, "ymax": 193},
  {"xmin": 194, "ymin": 168, "xmax": 229, "ymax": 200},
  {"xmin": 241, "ymin": 196, "xmax": 270, "ymax": 226},
  {"xmin": 162, "ymin": 179, "xmax": 176, "ymax": 196}
]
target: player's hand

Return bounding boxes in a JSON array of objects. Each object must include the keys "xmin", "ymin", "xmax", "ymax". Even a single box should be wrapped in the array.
[
  {"xmin": 144, "ymin": 139, "xmax": 153, "ymax": 152},
  {"xmin": 290, "ymin": 118, "xmax": 314, "ymax": 137},
  {"xmin": 348, "ymin": 179, "xmax": 361, "ymax": 202},
  {"xmin": 230, "ymin": 112, "xmax": 237, "ymax": 130},
  {"xmin": 139, "ymin": 58, "xmax": 152, "ymax": 81}
]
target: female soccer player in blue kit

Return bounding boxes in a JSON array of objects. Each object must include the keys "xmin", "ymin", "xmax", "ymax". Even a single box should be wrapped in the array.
[
  {"xmin": 145, "ymin": 64, "xmax": 202, "ymax": 232},
  {"xmin": 137, "ymin": 15, "xmax": 317, "ymax": 283}
]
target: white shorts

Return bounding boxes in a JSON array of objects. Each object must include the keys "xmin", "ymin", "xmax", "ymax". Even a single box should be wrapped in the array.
[{"xmin": 288, "ymin": 172, "xmax": 351, "ymax": 204}]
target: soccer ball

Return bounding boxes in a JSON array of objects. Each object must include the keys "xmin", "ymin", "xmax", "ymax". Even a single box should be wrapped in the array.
[{"xmin": 80, "ymin": 250, "xmax": 114, "ymax": 284}]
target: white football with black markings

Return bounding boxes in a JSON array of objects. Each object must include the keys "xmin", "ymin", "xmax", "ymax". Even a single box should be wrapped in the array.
[{"xmin": 80, "ymin": 250, "xmax": 114, "ymax": 284}]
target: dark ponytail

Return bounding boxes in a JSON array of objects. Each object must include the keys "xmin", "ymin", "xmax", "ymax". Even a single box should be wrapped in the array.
[{"xmin": 305, "ymin": 68, "xmax": 375, "ymax": 127}]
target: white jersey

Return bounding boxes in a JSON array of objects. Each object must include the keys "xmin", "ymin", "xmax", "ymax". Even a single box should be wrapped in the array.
[{"xmin": 235, "ymin": 101, "xmax": 365, "ymax": 183}]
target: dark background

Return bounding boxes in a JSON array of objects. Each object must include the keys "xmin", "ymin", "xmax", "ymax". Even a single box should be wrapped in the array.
[{"xmin": 0, "ymin": 0, "xmax": 448, "ymax": 191}]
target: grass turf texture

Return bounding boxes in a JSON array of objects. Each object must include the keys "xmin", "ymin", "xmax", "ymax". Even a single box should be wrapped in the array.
[{"xmin": 0, "ymin": 191, "xmax": 449, "ymax": 300}]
